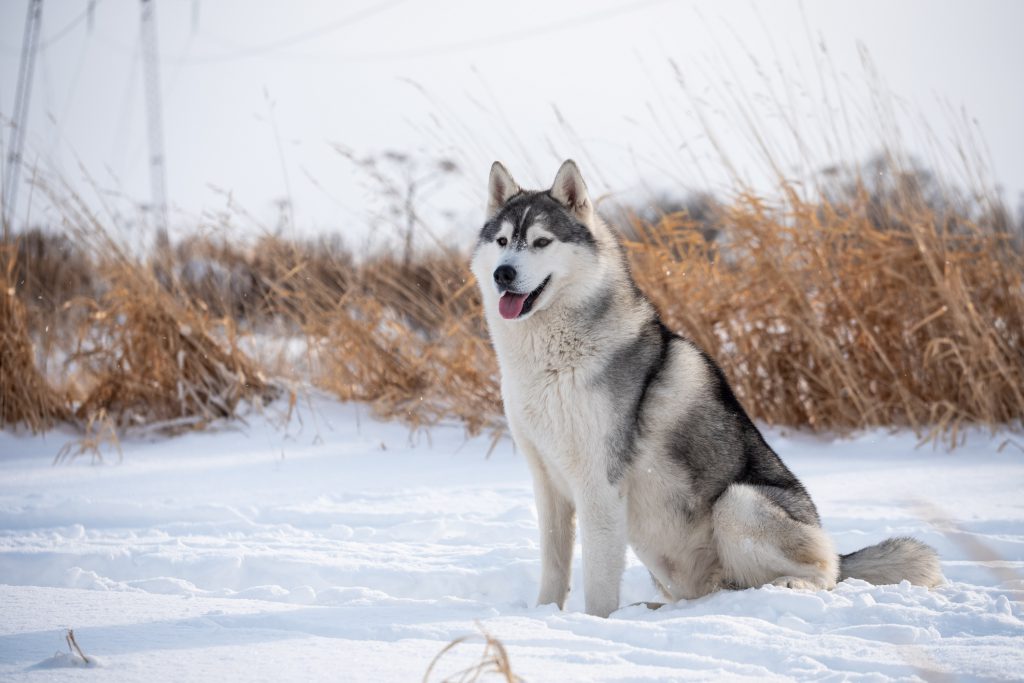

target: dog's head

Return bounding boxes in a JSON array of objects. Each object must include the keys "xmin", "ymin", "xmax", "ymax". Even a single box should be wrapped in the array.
[{"xmin": 471, "ymin": 159, "xmax": 606, "ymax": 322}]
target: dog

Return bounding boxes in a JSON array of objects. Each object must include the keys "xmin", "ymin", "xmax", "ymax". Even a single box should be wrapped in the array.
[{"xmin": 471, "ymin": 159, "xmax": 943, "ymax": 617}]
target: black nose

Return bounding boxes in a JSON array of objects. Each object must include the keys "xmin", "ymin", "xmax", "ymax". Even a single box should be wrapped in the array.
[{"xmin": 493, "ymin": 265, "xmax": 516, "ymax": 288}]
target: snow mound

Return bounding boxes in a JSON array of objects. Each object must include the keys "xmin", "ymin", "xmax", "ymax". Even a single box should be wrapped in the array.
[{"xmin": 30, "ymin": 651, "xmax": 101, "ymax": 670}]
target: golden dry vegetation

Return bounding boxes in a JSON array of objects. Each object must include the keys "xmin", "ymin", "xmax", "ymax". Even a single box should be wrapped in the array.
[{"xmin": 2, "ymin": 160, "xmax": 1021, "ymax": 450}]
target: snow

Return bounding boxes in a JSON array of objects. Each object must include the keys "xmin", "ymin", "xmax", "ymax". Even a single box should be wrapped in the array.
[{"xmin": 1, "ymin": 396, "xmax": 1022, "ymax": 681}]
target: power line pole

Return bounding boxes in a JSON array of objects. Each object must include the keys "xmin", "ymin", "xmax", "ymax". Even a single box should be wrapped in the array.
[
  {"xmin": 140, "ymin": 0, "xmax": 169, "ymax": 250},
  {"xmin": 3, "ymin": 0, "xmax": 44, "ymax": 233}
]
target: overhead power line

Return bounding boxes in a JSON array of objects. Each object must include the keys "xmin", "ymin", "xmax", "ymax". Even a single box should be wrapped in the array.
[
  {"xmin": 339, "ymin": 0, "xmax": 675, "ymax": 62},
  {"xmin": 171, "ymin": 0, "xmax": 408, "ymax": 64},
  {"xmin": 36, "ymin": 0, "xmax": 101, "ymax": 49},
  {"xmin": 161, "ymin": 0, "xmax": 670, "ymax": 65}
]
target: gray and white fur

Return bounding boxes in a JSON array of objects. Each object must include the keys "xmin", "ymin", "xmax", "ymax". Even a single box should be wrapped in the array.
[{"xmin": 471, "ymin": 160, "xmax": 943, "ymax": 617}]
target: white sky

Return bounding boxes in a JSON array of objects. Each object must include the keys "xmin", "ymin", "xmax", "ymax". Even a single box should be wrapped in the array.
[{"xmin": 1, "ymin": 0, "xmax": 1022, "ymax": 244}]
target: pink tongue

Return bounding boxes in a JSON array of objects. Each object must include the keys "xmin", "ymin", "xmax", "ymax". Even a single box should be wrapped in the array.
[{"xmin": 498, "ymin": 292, "xmax": 528, "ymax": 319}]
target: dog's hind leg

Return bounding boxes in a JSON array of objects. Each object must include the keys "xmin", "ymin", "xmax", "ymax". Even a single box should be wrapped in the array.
[{"xmin": 712, "ymin": 484, "xmax": 838, "ymax": 591}]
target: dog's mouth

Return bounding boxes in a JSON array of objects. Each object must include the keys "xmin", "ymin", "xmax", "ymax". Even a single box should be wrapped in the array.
[{"xmin": 498, "ymin": 276, "xmax": 551, "ymax": 320}]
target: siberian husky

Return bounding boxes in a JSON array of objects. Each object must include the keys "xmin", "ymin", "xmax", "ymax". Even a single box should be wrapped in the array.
[{"xmin": 471, "ymin": 159, "xmax": 943, "ymax": 617}]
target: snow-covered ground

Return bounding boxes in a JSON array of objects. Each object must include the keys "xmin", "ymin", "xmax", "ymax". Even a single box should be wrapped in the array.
[{"xmin": 1, "ymin": 396, "xmax": 1022, "ymax": 681}]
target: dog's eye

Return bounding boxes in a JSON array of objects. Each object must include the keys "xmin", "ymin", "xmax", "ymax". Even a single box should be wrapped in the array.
[
  {"xmin": 533, "ymin": 238, "xmax": 551, "ymax": 248},
  {"xmin": 496, "ymin": 237, "xmax": 508, "ymax": 247}
]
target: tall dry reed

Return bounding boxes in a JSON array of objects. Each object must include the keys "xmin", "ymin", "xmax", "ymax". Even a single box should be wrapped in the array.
[
  {"xmin": 0, "ymin": 245, "xmax": 70, "ymax": 432},
  {"xmin": 626, "ymin": 187, "xmax": 1024, "ymax": 443},
  {"xmin": 4, "ymin": 166, "xmax": 1021, "ymax": 449}
]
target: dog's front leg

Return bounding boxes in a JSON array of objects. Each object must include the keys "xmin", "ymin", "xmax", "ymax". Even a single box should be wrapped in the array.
[
  {"xmin": 532, "ymin": 467, "xmax": 575, "ymax": 608},
  {"xmin": 578, "ymin": 488, "xmax": 627, "ymax": 617},
  {"xmin": 518, "ymin": 435, "xmax": 576, "ymax": 609}
]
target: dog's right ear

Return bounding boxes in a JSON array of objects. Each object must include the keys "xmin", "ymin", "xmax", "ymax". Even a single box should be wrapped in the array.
[{"xmin": 487, "ymin": 161, "xmax": 520, "ymax": 219}]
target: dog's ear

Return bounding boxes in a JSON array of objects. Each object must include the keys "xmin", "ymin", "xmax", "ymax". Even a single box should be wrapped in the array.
[
  {"xmin": 487, "ymin": 161, "xmax": 520, "ymax": 218},
  {"xmin": 549, "ymin": 159, "xmax": 590, "ymax": 217}
]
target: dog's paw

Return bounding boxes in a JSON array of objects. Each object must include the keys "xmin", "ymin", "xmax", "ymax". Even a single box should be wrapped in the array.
[{"xmin": 770, "ymin": 576, "xmax": 820, "ymax": 590}]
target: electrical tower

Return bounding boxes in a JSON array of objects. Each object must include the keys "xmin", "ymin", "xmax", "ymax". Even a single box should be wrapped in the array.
[
  {"xmin": 3, "ymin": 0, "xmax": 44, "ymax": 232},
  {"xmin": 140, "ymin": 0, "xmax": 169, "ymax": 249}
]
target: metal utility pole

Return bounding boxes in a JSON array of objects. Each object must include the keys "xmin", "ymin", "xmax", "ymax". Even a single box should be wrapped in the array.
[
  {"xmin": 3, "ymin": 0, "xmax": 44, "ymax": 233},
  {"xmin": 140, "ymin": 0, "xmax": 169, "ymax": 249}
]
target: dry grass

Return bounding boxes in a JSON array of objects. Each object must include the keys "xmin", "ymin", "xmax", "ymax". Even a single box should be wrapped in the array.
[
  {"xmin": 308, "ymin": 249, "xmax": 502, "ymax": 437},
  {"xmin": 64, "ymin": 629, "xmax": 91, "ymax": 666},
  {"xmin": 3, "ymin": 159, "xmax": 1022, "ymax": 450},
  {"xmin": 175, "ymin": 233, "xmax": 352, "ymax": 323},
  {"xmin": 0, "ymin": 246, "xmax": 70, "ymax": 432},
  {"xmin": 423, "ymin": 625, "xmax": 522, "ymax": 683},
  {"xmin": 293, "ymin": 177, "xmax": 1023, "ymax": 447},
  {"xmin": 68, "ymin": 255, "xmax": 279, "ymax": 433},
  {"xmin": 625, "ymin": 185, "xmax": 1024, "ymax": 444},
  {"xmin": 1, "ymin": 200, "xmax": 278, "ymax": 444}
]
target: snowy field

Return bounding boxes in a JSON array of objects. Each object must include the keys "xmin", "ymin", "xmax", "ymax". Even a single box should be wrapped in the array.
[{"xmin": 1, "ymin": 395, "xmax": 1022, "ymax": 681}]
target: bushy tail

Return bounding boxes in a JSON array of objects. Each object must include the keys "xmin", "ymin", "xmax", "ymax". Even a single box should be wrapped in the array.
[{"xmin": 839, "ymin": 537, "xmax": 943, "ymax": 587}]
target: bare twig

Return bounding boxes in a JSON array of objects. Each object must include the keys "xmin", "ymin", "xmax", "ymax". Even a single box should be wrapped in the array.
[
  {"xmin": 65, "ymin": 629, "xmax": 90, "ymax": 665},
  {"xmin": 423, "ymin": 623, "xmax": 522, "ymax": 683}
]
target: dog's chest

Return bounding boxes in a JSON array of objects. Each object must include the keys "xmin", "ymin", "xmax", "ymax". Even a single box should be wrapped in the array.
[{"xmin": 500, "ymin": 329, "xmax": 613, "ymax": 485}]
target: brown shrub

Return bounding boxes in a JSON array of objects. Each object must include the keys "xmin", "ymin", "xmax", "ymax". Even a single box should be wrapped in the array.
[
  {"xmin": 176, "ymin": 233, "xmax": 352, "ymax": 324},
  {"xmin": 70, "ymin": 257, "xmax": 278, "ymax": 433},
  {"xmin": 309, "ymin": 249, "xmax": 500, "ymax": 436},
  {"xmin": 9, "ymin": 169, "xmax": 1023, "ymax": 449},
  {"xmin": 9, "ymin": 228, "xmax": 97, "ymax": 312},
  {"xmin": 626, "ymin": 189, "xmax": 1024, "ymax": 443},
  {"xmin": 0, "ymin": 247, "xmax": 70, "ymax": 432}
]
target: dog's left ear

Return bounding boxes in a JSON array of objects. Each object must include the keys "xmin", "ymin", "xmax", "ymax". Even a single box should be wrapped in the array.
[{"xmin": 550, "ymin": 159, "xmax": 590, "ymax": 217}]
